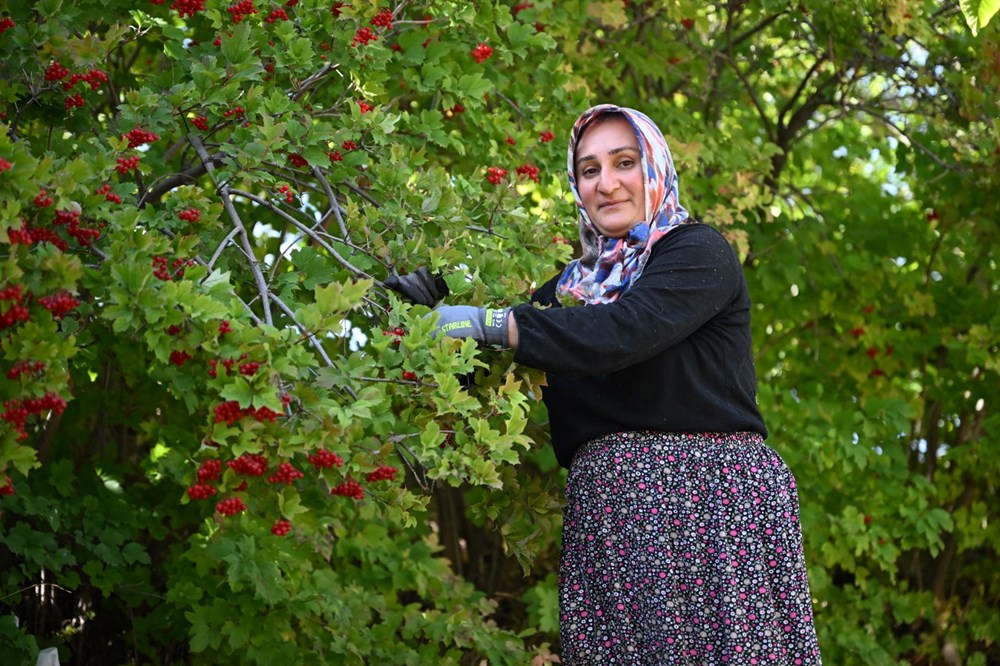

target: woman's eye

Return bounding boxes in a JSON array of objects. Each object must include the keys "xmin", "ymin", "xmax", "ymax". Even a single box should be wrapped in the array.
[
  {"xmin": 581, "ymin": 167, "xmax": 598, "ymax": 177},
  {"xmin": 618, "ymin": 159, "xmax": 635, "ymax": 169}
]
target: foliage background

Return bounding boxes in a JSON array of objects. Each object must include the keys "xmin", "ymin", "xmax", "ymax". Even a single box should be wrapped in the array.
[{"xmin": 0, "ymin": 0, "xmax": 997, "ymax": 664}]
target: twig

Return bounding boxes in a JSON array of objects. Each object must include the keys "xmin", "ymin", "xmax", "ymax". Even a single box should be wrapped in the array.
[
  {"xmin": 228, "ymin": 188, "xmax": 380, "ymax": 284},
  {"xmin": 310, "ymin": 165, "xmax": 350, "ymax": 238},
  {"xmin": 189, "ymin": 136, "xmax": 274, "ymax": 326}
]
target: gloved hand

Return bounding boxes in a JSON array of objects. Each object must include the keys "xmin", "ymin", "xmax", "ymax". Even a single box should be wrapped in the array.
[
  {"xmin": 384, "ymin": 267, "xmax": 449, "ymax": 307},
  {"xmin": 433, "ymin": 305, "xmax": 511, "ymax": 347}
]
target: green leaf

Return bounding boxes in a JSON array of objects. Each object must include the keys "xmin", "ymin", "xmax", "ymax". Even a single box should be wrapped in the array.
[{"xmin": 959, "ymin": 0, "xmax": 1000, "ymax": 34}]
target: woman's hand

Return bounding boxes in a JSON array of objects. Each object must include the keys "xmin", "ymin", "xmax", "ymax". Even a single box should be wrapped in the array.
[
  {"xmin": 433, "ymin": 305, "xmax": 512, "ymax": 347},
  {"xmin": 384, "ymin": 267, "xmax": 449, "ymax": 307}
]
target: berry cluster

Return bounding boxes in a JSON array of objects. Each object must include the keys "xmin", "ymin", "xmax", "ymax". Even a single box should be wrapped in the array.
[
  {"xmin": 166, "ymin": 324, "xmax": 183, "ymax": 336},
  {"xmin": 0, "ymin": 285, "xmax": 30, "ymax": 330},
  {"xmin": 197, "ymin": 459, "xmax": 223, "ymax": 482},
  {"xmin": 63, "ymin": 69, "xmax": 108, "ymax": 91},
  {"xmin": 58, "ymin": 210, "xmax": 101, "ymax": 246},
  {"xmin": 223, "ymin": 106, "xmax": 246, "ymax": 119},
  {"xmin": 227, "ymin": 0, "xmax": 258, "ymax": 23},
  {"xmin": 358, "ymin": 100, "xmax": 374, "ymax": 114},
  {"xmin": 277, "ymin": 184, "xmax": 295, "ymax": 204},
  {"xmin": 539, "ymin": 130, "xmax": 555, "ymax": 143},
  {"xmin": 471, "ymin": 42, "xmax": 494, "ymax": 64},
  {"xmin": 330, "ymin": 479, "xmax": 364, "ymax": 500},
  {"xmin": 371, "ymin": 8, "xmax": 393, "ymax": 28},
  {"xmin": 170, "ymin": 0, "xmax": 207, "ymax": 18},
  {"xmin": 7, "ymin": 360, "xmax": 45, "ymax": 380},
  {"xmin": 178, "ymin": 207, "xmax": 201, "ymax": 223},
  {"xmin": 38, "ymin": 291, "xmax": 80, "ymax": 319},
  {"xmin": 516, "ymin": 163, "xmax": 540, "ymax": 182},
  {"xmin": 486, "ymin": 166, "xmax": 508, "ymax": 184},
  {"xmin": 0, "ymin": 17, "xmax": 15, "ymax": 33},
  {"xmin": 152, "ymin": 256, "xmax": 195, "ymax": 281},
  {"xmin": 213, "ymin": 401, "xmax": 281, "ymax": 425},
  {"xmin": 65, "ymin": 94, "xmax": 85, "ymax": 110},
  {"xmin": 124, "ymin": 128, "xmax": 160, "ymax": 149},
  {"xmin": 218, "ymin": 320, "xmax": 232, "ymax": 336},
  {"xmin": 96, "ymin": 183, "xmax": 122, "ymax": 203},
  {"xmin": 216, "ymin": 496, "xmax": 247, "ymax": 516},
  {"xmin": 341, "ymin": 140, "xmax": 357, "ymax": 151},
  {"xmin": 34, "ymin": 190, "xmax": 53, "ymax": 207},
  {"xmin": 401, "ymin": 370, "xmax": 417, "ymax": 381},
  {"xmin": 365, "ymin": 465, "xmax": 397, "ymax": 482},
  {"xmin": 443, "ymin": 103, "xmax": 464, "ymax": 120},
  {"xmin": 352, "ymin": 27, "xmax": 377, "ymax": 46},
  {"xmin": 187, "ymin": 483, "xmax": 217, "ymax": 500},
  {"xmin": 264, "ymin": 7, "xmax": 288, "ymax": 22},
  {"xmin": 45, "ymin": 61, "xmax": 71, "ymax": 81},
  {"xmin": 0, "ymin": 476, "xmax": 14, "ymax": 495},
  {"xmin": 307, "ymin": 448, "xmax": 344, "ymax": 469},
  {"xmin": 0, "ymin": 158, "xmax": 12, "ymax": 171},
  {"xmin": 7, "ymin": 224, "xmax": 67, "ymax": 251},
  {"xmin": 2, "ymin": 393, "xmax": 67, "ymax": 441},
  {"xmin": 287, "ymin": 153, "xmax": 308, "ymax": 168},
  {"xmin": 169, "ymin": 350, "xmax": 191, "ymax": 366},
  {"xmin": 267, "ymin": 461, "xmax": 304, "ymax": 485},
  {"xmin": 331, "ymin": 2, "xmax": 344, "ymax": 17},
  {"xmin": 207, "ymin": 353, "xmax": 250, "ymax": 377},
  {"xmin": 327, "ymin": 150, "xmax": 343, "ymax": 162},
  {"xmin": 192, "ymin": 115, "xmax": 210, "ymax": 131},
  {"xmin": 271, "ymin": 519, "xmax": 292, "ymax": 536},
  {"xmin": 227, "ymin": 453, "xmax": 268, "ymax": 476},
  {"xmin": 116, "ymin": 155, "xmax": 140, "ymax": 175},
  {"xmin": 382, "ymin": 326, "xmax": 405, "ymax": 346}
]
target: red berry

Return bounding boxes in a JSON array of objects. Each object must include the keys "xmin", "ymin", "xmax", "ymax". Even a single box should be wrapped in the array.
[
  {"xmin": 216, "ymin": 496, "xmax": 247, "ymax": 516},
  {"xmin": 681, "ymin": 17, "xmax": 694, "ymax": 30},
  {"xmin": 308, "ymin": 448, "xmax": 343, "ymax": 469},
  {"xmin": 0, "ymin": 475, "xmax": 14, "ymax": 495},
  {"xmin": 0, "ymin": 17, "xmax": 15, "ymax": 33},
  {"xmin": 341, "ymin": 140, "xmax": 357, "ymax": 151},
  {"xmin": 226, "ymin": 0, "xmax": 258, "ymax": 23},
  {"xmin": 401, "ymin": 370, "xmax": 417, "ymax": 381},
  {"xmin": 515, "ymin": 162, "xmax": 540, "ymax": 182},
  {"xmin": 471, "ymin": 42, "xmax": 494, "ymax": 64},
  {"xmin": 178, "ymin": 207, "xmax": 201, "ymax": 223},
  {"xmin": 187, "ymin": 483, "xmax": 217, "ymax": 500},
  {"xmin": 539, "ymin": 130, "xmax": 555, "ymax": 143},
  {"xmin": 192, "ymin": 115, "xmax": 210, "ymax": 131},
  {"xmin": 227, "ymin": 453, "xmax": 268, "ymax": 476},
  {"xmin": 170, "ymin": 0, "xmax": 206, "ymax": 17},
  {"xmin": 38, "ymin": 291, "xmax": 80, "ymax": 319},
  {"xmin": 358, "ymin": 100, "xmax": 374, "ymax": 114},
  {"xmin": 371, "ymin": 9, "xmax": 393, "ymax": 28},
  {"xmin": 352, "ymin": 26, "xmax": 378, "ymax": 46},
  {"xmin": 169, "ymin": 350, "xmax": 192, "ymax": 366},
  {"xmin": 330, "ymin": 479, "xmax": 364, "ymax": 500},
  {"xmin": 271, "ymin": 519, "xmax": 292, "ymax": 536},
  {"xmin": 116, "ymin": 155, "xmax": 140, "ymax": 175},
  {"xmin": 486, "ymin": 166, "xmax": 508, "ymax": 185},
  {"xmin": 0, "ymin": 158, "xmax": 12, "ymax": 172},
  {"xmin": 365, "ymin": 465, "xmax": 397, "ymax": 482},
  {"xmin": 124, "ymin": 128, "xmax": 160, "ymax": 149},
  {"xmin": 264, "ymin": 7, "xmax": 288, "ymax": 22},
  {"xmin": 267, "ymin": 461, "xmax": 304, "ymax": 485}
]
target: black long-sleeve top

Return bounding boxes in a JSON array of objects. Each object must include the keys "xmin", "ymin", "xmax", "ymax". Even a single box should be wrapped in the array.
[{"xmin": 511, "ymin": 223, "xmax": 767, "ymax": 469}]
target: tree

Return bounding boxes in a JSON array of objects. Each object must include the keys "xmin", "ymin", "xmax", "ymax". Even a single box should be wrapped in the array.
[{"xmin": 2, "ymin": 1, "xmax": 998, "ymax": 664}]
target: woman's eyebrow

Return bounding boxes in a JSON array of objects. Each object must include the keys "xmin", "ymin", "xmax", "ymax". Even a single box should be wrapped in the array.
[{"xmin": 575, "ymin": 145, "xmax": 640, "ymax": 166}]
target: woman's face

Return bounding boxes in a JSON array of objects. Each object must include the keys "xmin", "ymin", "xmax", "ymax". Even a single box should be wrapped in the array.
[{"xmin": 574, "ymin": 116, "xmax": 647, "ymax": 238}]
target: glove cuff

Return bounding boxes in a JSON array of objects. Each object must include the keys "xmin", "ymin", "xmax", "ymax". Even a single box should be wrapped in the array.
[{"xmin": 481, "ymin": 308, "xmax": 511, "ymax": 347}]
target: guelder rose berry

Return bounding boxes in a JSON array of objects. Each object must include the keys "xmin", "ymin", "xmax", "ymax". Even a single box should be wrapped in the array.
[
  {"xmin": 486, "ymin": 166, "xmax": 508, "ymax": 184},
  {"xmin": 471, "ymin": 43, "xmax": 493, "ymax": 64},
  {"xmin": 330, "ymin": 479, "xmax": 364, "ymax": 500},
  {"xmin": 271, "ymin": 519, "xmax": 292, "ymax": 536},
  {"xmin": 216, "ymin": 496, "xmax": 247, "ymax": 516}
]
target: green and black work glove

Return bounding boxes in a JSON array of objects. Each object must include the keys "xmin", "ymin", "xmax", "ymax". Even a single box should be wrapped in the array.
[{"xmin": 384, "ymin": 267, "xmax": 449, "ymax": 307}]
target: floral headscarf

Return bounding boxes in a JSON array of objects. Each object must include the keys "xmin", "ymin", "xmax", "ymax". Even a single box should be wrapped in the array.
[{"xmin": 556, "ymin": 104, "xmax": 692, "ymax": 304}]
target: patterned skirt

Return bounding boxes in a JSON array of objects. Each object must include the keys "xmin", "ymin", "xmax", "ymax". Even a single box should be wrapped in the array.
[{"xmin": 559, "ymin": 431, "xmax": 822, "ymax": 665}]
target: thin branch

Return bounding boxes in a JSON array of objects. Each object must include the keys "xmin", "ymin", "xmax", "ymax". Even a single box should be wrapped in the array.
[
  {"xmin": 189, "ymin": 136, "xmax": 274, "ymax": 326},
  {"xmin": 228, "ymin": 188, "xmax": 381, "ymax": 284},
  {"xmin": 311, "ymin": 165, "xmax": 350, "ymax": 238}
]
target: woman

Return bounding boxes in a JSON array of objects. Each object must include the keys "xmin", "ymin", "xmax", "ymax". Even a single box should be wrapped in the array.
[{"xmin": 390, "ymin": 104, "xmax": 822, "ymax": 664}]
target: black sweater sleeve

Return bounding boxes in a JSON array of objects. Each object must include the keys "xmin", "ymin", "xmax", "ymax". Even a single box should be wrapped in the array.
[{"xmin": 512, "ymin": 224, "xmax": 739, "ymax": 376}]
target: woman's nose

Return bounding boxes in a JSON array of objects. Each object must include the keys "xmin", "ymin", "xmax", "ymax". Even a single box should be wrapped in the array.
[{"xmin": 597, "ymin": 168, "xmax": 619, "ymax": 193}]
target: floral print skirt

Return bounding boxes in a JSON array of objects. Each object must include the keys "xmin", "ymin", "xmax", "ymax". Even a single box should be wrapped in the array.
[{"xmin": 559, "ymin": 431, "xmax": 822, "ymax": 665}]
